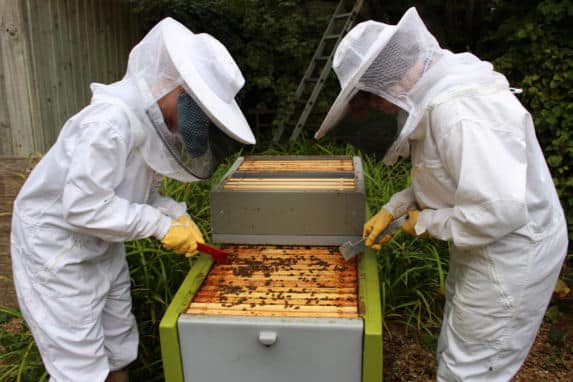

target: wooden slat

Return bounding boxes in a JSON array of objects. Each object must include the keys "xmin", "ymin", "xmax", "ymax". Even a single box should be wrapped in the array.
[
  {"xmin": 186, "ymin": 245, "xmax": 359, "ymax": 319},
  {"xmin": 54, "ymin": 0, "xmax": 71, "ymax": 119},
  {"xmin": 223, "ymin": 177, "xmax": 355, "ymax": 191},
  {"xmin": 206, "ymin": 270, "xmax": 356, "ymax": 284},
  {"xmin": 200, "ymin": 279, "xmax": 355, "ymax": 289},
  {"xmin": 0, "ymin": 0, "xmax": 37, "ymax": 155},
  {"xmin": 237, "ymin": 159, "xmax": 354, "ymax": 172},
  {"xmin": 38, "ymin": 0, "xmax": 60, "ymax": 147},
  {"xmin": 192, "ymin": 295, "xmax": 356, "ymax": 306},
  {"xmin": 212, "ymin": 264, "xmax": 355, "ymax": 272},
  {"xmin": 194, "ymin": 291, "xmax": 357, "ymax": 300},
  {"xmin": 197, "ymin": 285, "xmax": 358, "ymax": 294},
  {"xmin": 64, "ymin": 0, "xmax": 80, "ymax": 115},
  {"xmin": 226, "ymin": 178, "xmax": 355, "ymax": 182}
]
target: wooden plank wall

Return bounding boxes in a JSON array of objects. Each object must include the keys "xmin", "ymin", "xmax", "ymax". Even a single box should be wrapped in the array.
[
  {"xmin": 0, "ymin": 0, "xmax": 142, "ymax": 156},
  {"xmin": 0, "ymin": 0, "xmax": 142, "ymax": 307}
]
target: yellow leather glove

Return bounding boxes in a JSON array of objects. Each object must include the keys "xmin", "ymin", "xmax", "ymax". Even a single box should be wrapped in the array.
[
  {"xmin": 363, "ymin": 208, "xmax": 394, "ymax": 250},
  {"xmin": 401, "ymin": 210, "xmax": 430, "ymax": 238},
  {"xmin": 161, "ymin": 215, "xmax": 205, "ymax": 257}
]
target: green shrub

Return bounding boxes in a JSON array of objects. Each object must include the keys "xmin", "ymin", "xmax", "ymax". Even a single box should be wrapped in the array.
[{"xmin": 480, "ymin": 0, "xmax": 573, "ymax": 241}]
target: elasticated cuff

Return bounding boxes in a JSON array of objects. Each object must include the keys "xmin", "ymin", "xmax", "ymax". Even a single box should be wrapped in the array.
[
  {"xmin": 154, "ymin": 214, "xmax": 172, "ymax": 240},
  {"xmin": 416, "ymin": 209, "xmax": 432, "ymax": 236}
]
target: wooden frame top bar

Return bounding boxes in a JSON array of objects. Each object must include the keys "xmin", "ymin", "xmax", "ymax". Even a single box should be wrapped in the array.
[
  {"xmin": 187, "ymin": 245, "xmax": 359, "ymax": 318},
  {"xmin": 237, "ymin": 158, "xmax": 354, "ymax": 173}
]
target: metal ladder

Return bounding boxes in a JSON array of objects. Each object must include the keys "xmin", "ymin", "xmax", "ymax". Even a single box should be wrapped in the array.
[{"xmin": 272, "ymin": 0, "xmax": 365, "ymax": 144}]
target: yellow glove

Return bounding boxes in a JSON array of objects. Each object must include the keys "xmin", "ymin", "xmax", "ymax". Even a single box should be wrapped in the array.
[
  {"xmin": 401, "ymin": 210, "xmax": 430, "ymax": 238},
  {"xmin": 161, "ymin": 215, "xmax": 205, "ymax": 257},
  {"xmin": 363, "ymin": 208, "xmax": 394, "ymax": 250}
]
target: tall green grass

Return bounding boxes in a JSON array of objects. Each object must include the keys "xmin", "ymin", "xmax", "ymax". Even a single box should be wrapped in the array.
[
  {"xmin": 358, "ymin": 152, "xmax": 448, "ymax": 336},
  {"xmin": 0, "ymin": 307, "xmax": 47, "ymax": 382},
  {"xmin": 0, "ymin": 143, "xmax": 450, "ymax": 379}
]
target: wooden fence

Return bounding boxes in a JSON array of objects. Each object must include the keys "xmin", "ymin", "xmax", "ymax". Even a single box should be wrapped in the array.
[
  {"xmin": 0, "ymin": 0, "xmax": 142, "ymax": 156},
  {"xmin": 0, "ymin": 0, "xmax": 143, "ymax": 307}
]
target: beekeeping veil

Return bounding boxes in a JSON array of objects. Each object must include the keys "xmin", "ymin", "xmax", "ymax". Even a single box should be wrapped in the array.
[
  {"xmin": 315, "ymin": 7, "xmax": 503, "ymax": 164},
  {"xmin": 123, "ymin": 17, "xmax": 255, "ymax": 181}
]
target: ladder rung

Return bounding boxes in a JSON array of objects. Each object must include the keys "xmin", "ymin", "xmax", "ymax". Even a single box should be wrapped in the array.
[
  {"xmin": 305, "ymin": 77, "xmax": 320, "ymax": 83},
  {"xmin": 324, "ymin": 34, "xmax": 340, "ymax": 40},
  {"xmin": 334, "ymin": 12, "xmax": 353, "ymax": 19},
  {"xmin": 315, "ymin": 56, "xmax": 330, "ymax": 61}
]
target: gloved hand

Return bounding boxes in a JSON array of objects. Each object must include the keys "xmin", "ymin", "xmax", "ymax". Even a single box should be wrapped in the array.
[
  {"xmin": 363, "ymin": 208, "xmax": 394, "ymax": 250},
  {"xmin": 161, "ymin": 214, "xmax": 205, "ymax": 257},
  {"xmin": 401, "ymin": 210, "xmax": 430, "ymax": 238}
]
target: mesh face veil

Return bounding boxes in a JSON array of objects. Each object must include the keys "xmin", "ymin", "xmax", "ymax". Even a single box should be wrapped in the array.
[
  {"xmin": 326, "ymin": 91, "xmax": 400, "ymax": 157},
  {"xmin": 178, "ymin": 93, "xmax": 210, "ymax": 158},
  {"xmin": 356, "ymin": 9, "xmax": 441, "ymax": 125},
  {"xmin": 148, "ymin": 92, "xmax": 243, "ymax": 180},
  {"xmin": 315, "ymin": 7, "xmax": 502, "ymax": 165}
]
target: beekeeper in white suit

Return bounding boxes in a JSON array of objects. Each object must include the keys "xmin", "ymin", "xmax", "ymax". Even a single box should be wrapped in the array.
[
  {"xmin": 315, "ymin": 7, "xmax": 568, "ymax": 381},
  {"xmin": 10, "ymin": 17, "xmax": 255, "ymax": 382}
]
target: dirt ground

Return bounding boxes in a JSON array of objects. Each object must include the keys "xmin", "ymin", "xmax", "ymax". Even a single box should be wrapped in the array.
[{"xmin": 383, "ymin": 308, "xmax": 573, "ymax": 381}]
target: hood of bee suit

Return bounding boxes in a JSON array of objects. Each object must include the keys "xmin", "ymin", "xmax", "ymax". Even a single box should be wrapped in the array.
[
  {"xmin": 315, "ymin": 7, "xmax": 505, "ymax": 165},
  {"xmin": 91, "ymin": 17, "xmax": 255, "ymax": 181}
]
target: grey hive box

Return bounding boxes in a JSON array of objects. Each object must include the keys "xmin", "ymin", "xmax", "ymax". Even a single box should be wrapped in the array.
[{"xmin": 210, "ymin": 155, "xmax": 366, "ymax": 246}]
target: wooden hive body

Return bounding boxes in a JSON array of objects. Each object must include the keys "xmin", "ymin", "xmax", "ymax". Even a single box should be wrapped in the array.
[{"xmin": 210, "ymin": 156, "xmax": 366, "ymax": 246}]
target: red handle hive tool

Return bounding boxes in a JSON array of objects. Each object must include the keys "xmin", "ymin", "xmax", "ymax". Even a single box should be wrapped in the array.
[{"xmin": 196, "ymin": 243, "xmax": 229, "ymax": 263}]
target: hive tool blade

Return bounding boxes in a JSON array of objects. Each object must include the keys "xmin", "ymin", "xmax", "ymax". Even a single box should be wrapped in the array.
[{"xmin": 339, "ymin": 215, "xmax": 407, "ymax": 260}]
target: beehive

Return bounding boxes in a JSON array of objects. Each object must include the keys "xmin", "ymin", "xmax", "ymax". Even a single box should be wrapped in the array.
[
  {"xmin": 160, "ymin": 156, "xmax": 382, "ymax": 382},
  {"xmin": 210, "ymin": 156, "xmax": 366, "ymax": 246}
]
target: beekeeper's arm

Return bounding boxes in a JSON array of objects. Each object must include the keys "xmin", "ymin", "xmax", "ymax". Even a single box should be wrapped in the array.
[
  {"xmin": 416, "ymin": 117, "xmax": 528, "ymax": 248},
  {"xmin": 148, "ymin": 185, "xmax": 205, "ymax": 256},
  {"xmin": 382, "ymin": 186, "xmax": 417, "ymax": 218},
  {"xmin": 62, "ymin": 119, "xmax": 172, "ymax": 242},
  {"xmin": 364, "ymin": 186, "xmax": 417, "ymax": 248},
  {"xmin": 148, "ymin": 181, "xmax": 188, "ymax": 219}
]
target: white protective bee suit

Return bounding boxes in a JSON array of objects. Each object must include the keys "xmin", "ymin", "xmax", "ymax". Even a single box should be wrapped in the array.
[
  {"xmin": 315, "ymin": 8, "xmax": 568, "ymax": 381},
  {"xmin": 10, "ymin": 17, "xmax": 255, "ymax": 382}
]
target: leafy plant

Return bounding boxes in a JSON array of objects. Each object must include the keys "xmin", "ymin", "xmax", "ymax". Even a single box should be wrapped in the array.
[
  {"xmin": 0, "ymin": 308, "xmax": 47, "ymax": 382},
  {"xmin": 480, "ymin": 0, "xmax": 573, "ymax": 241},
  {"xmin": 376, "ymin": 235, "xmax": 447, "ymax": 334},
  {"xmin": 359, "ymin": 155, "xmax": 448, "ymax": 335}
]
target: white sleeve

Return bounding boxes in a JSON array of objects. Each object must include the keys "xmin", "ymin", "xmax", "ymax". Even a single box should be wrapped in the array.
[
  {"xmin": 416, "ymin": 119, "xmax": 528, "ymax": 248},
  {"xmin": 148, "ymin": 180, "xmax": 188, "ymax": 219},
  {"xmin": 382, "ymin": 186, "xmax": 417, "ymax": 218},
  {"xmin": 62, "ymin": 121, "xmax": 171, "ymax": 242}
]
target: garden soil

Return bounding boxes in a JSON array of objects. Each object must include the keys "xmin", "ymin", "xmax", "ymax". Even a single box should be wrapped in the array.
[{"xmin": 383, "ymin": 309, "xmax": 573, "ymax": 381}]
